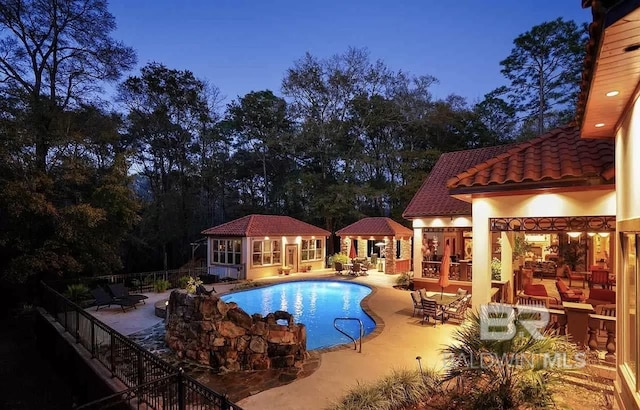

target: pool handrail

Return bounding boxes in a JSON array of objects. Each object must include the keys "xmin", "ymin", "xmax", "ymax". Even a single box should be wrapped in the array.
[{"xmin": 333, "ymin": 317, "xmax": 364, "ymax": 353}]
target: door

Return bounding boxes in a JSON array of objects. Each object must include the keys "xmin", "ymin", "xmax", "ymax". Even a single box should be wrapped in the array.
[{"xmin": 285, "ymin": 245, "xmax": 298, "ymax": 272}]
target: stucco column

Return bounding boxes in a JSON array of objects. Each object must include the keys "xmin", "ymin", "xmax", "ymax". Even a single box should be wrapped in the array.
[
  {"xmin": 501, "ymin": 232, "xmax": 514, "ymax": 303},
  {"xmin": 472, "ymin": 201, "xmax": 491, "ymax": 306},
  {"xmin": 413, "ymin": 228, "xmax": 423, "ymax": 275}
]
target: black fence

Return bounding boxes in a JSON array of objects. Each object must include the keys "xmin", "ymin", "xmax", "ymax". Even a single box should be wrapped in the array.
[{"xmin": 38, "ymin": 281, "xmax": 242, "ymax": 410}]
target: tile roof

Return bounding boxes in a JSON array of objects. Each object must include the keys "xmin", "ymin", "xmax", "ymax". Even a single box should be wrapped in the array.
[
  {"xmin": 201, "ymin": 214, "xmax": 330, "ymax": 237},
  {"xmin": 336, "ymin": 217, "xmax": 413, "ymax": 237},
  {"xmin": 402, "ymin": 145, "xmax": 514, "ymax": 218},
  {"xmin": 446, "ymin": 125, "xmax": 615, "ymax": 190}
]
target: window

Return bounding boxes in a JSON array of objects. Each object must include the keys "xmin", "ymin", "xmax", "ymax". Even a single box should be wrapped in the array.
[
  {"xmin": 396, "ymin": 240, "xmax": 401, "ymax": 259},
  {"xmin": 252, "ymin": 239, "xmax": 281, "ymax": 266},
  {"xmin": 211, "ymin": 239, "xmax": 241, "ymax": 265},
  {"xmin": 302, "ymin": 239, "xmax": 323, "ymax": 261}
]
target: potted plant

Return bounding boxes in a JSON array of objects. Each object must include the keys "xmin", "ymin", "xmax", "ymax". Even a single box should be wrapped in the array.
[
  {"xmin": 491, "ymin": 257, "xmax": 502, "ymax": 281},
  {"xmin": 512, "ymin": 235, "xmax": 532, "ymax": 268}
]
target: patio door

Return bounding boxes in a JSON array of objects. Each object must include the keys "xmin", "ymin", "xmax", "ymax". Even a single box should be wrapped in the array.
[
  {"xmin": 285, "ymin": 245, "xmax": 298, "ymax": 272},
  {"xmin": 621, "ymin": 232, "xmax": 639, "ymax": 391}
]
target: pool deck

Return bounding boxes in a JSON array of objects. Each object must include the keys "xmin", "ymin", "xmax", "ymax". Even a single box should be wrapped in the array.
[{"xmin": 88, "ymin": 270, "xmax": 457, "ymax": 410}]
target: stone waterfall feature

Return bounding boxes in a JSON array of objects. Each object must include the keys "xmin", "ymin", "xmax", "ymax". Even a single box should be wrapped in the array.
[{"xmin": 165, "ymin": 290, "xmax": 306, "ymax": 371}]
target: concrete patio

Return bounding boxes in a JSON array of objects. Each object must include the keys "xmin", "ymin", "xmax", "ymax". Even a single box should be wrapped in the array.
[{"xmin": 88, "ymin": 270, "xmax": 457, "ymax": 410}]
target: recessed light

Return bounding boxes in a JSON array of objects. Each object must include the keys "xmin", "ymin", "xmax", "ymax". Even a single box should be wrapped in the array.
[
  {"xmin": 606, "ymin": 90, "xmax": 619, "ymax": 97},
  {"xmin": 595, "ymin": 123, "xmax": 605, "ymax": 128},
  {"xmin": 624, "ymin": 43, "xmax": 640, "ymax": 53}
]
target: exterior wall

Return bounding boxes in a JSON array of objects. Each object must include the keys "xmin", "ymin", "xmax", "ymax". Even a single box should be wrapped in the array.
[
  {"xmin": 615, "ymin": 96, "xmax": 640, "ymax": 410},
  {"xmin": 409, "ymin": 216, "xmax": 472, "ymax": 272},
  {"xmin": 471, "ymin": 190, "xmax": 616, "ymax": 306},
  {"xmin": 207, "ymin": 235, "xmax": 327, "ymax": 281}
]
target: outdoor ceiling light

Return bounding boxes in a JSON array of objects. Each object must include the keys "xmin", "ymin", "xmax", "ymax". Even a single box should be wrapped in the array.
[
  {"xmin": 599, "ymin": 232, "xmax": 610, "ymax": 238},
  {"xmin": 567, "ymin": 232, "xmax": 582, "ymax": 238},
  {"xmin": 595, "ymin": 123, "xmax": 605, "ymax": 128},
  {"xmin": 606, "ymin": 90, "xmax": 619, "ymax": 97},
  {"xmin": 587, "ymin": 232, "xmax": 597, "ymax": 237}
]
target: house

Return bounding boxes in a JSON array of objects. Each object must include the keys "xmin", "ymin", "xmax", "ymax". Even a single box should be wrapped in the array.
[
  {"xmin": 445, "ymin": 125, "xmax": 615, "ymax": 305},
  {"xmin": 201, "ymin": 214, "xmax": 330, "ymax": 280},
  {"xmin": 403, "ymin": 145, "xmax": 513, "ymax": 290},
  {"xmin": 578, "ymin": 1, "xmax": 640, "ymax": 407},
  {"xmin": 336, "ymin": 217, "xmax": 413, "ymax": 274}
]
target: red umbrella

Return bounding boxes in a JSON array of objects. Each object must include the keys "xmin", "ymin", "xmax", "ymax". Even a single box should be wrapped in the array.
[
  {"xmin": 349, "ymin": 241, "xmax": 357, "ymax": 261},
  {"xmin": 439, "ymin": 243, "xmax": 451, "ymax": 297}
]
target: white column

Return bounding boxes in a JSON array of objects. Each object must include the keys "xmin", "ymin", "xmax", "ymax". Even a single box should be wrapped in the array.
[{"xmin": 472, "ymin": 200, "xmax": 491, "ymax": 306}]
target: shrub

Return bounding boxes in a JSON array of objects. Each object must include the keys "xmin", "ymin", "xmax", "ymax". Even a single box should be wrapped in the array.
[
  {"xmin": 329, "ymin": 368, "xmax": 440, "ymax": 410},
  {"xmin": 329, "ymin": 253, "xmax": 349, "ymax": 268},
  {"xmin": 153, "ymin": 279, "xmax": 171, "ymax": 293},
  {"xmin": 64, "ymin": 283, "xmax": 90, "ymax": 302},
  {"xmin": 178, "ymin": 275, "xmax": 190, "ymax": 289},
  {"xmin": 441, "ymin": 310, "xmax": 576, "ymax": 409},
  {"xmin": 395, "ymin": 272, "xmax": 413, "ymax": 288}
]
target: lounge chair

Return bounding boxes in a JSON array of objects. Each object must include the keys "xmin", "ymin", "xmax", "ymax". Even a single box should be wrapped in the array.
[
  {"xmin": 90, "ymin": 287, "xmax": 136, "ymax": 312},
  {"xmin": 107, "ymin": 283, "xmax": 149, "ymax": 305}
]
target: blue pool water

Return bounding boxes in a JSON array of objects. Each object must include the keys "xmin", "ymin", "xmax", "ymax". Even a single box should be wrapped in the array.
[{"xmin": 221, "ymin": 280, "xmax": 376, "ymax": 350}]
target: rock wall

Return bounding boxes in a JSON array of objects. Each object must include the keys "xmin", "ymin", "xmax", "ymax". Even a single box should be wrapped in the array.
[{"xmin": 165, "ymin": 290, "xmax": 306, "ymax": 371}]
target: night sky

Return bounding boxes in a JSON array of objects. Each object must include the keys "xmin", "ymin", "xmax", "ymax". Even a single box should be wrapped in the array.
[{"xmin": 107, "ymin": 0, "xmax": 591, "ymax": 105}]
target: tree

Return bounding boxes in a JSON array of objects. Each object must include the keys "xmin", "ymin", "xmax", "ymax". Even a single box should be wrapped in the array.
[
  {"xmin": 119, "ymin": 63, "xmax": 215, "ymax": 270},
  {"xmin": 474, "ymin": 87, "xmax": 518, "ymax": 143},
  {"xmin": 0, "ymin": 1, "xmax": 136, "ymax": 282},
  {"xmin": 224, "ymin": 90, "xmax": 294, "ymax": 211},
  {"xmin": 0, "ymin": 0, "xmax": 136, "ymax": 172},
  {"xmin": 499, "ymin": 18, "xmax": 587, "ymax": 135}
]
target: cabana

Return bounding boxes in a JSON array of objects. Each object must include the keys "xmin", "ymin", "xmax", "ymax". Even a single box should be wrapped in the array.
[{"xmin": 336, "ymin": 217, "xmax": 413, "ymax": 274}]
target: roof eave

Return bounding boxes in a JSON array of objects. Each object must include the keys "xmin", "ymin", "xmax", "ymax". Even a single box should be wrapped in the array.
[{"xmin": 448, "ymin": 177, "xmax": 614, "ymax": 196}]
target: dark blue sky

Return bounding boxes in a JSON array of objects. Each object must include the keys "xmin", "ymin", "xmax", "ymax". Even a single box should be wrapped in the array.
[{"xmin": 108, "ymin": 1, "xmax": 591, "ymax": 106}]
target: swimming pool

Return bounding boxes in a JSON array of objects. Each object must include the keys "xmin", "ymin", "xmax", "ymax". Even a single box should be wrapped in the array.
[{"xmin": 221, "ymin": 280, "xmax": 376, "ymax": 350}]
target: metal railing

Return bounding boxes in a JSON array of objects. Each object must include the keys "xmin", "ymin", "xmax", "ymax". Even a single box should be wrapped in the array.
[
  {"xmin": 38, "ymin": 281, "xmax": 242, "ymax": 410},
  {"xmin": 76, "ymin": 267, "xmax": 209, "ymax": 293},
  {"xmin": 333, "ymin": 317, "xmax": 364, "ymax": 353}
]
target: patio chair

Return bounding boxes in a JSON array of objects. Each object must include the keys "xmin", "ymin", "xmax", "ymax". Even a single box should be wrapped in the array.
[
  {"xmin": 90, "ymin": 287, "xmax": 136, "ymax": 312},
  {"xmin": 594, "ymin": 303, "xmax": 616, "ymax": 335},
  {"xmin": 349, "ymin": 262, "xmax": 361, "ymax": 276},
  {"xmin": 555, "ymin": 278, "xmax": 585, "ymax": 303},
  {"xmin": 589, "ymin": 268, "xmax": 611, "ymax": 289},
  {"xmin": 516, "ymin": 293, "xmax": 550, "ymax": 309},
  {"xmin": 410, "ymin": 291, "xmax": 423, "ymax": 317},
  {"xmin": 563, "ymin": 265, "xmax": 586, "ymax": 288},
  {"xmin": 421, "ymin": 297, "xmax": 446, "ymax": 326},
  {"xmin": 585, "ymin": 288, "xmax": 615, "ymax": 306},
  {"xmin": 445, "ymin": 294, "xmax": 471, "ymax": 323},
  {"xmin": 107, "ymin": 283, "xmax": 149, "ymax": 305},
  {"xmin": 334, "ymin": 261, "xmax": 345, "ymax": 276}
]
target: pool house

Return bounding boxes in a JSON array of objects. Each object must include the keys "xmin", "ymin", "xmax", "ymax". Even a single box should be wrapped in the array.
[{"xmin": 202, "ymin": 214, "xmax": 330, "ymax": 280}]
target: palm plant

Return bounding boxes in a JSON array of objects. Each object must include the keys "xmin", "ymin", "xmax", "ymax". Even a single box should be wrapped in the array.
[{"xmin": 441, "ymin": 310, "xmax": 578, "ymax": 409}]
